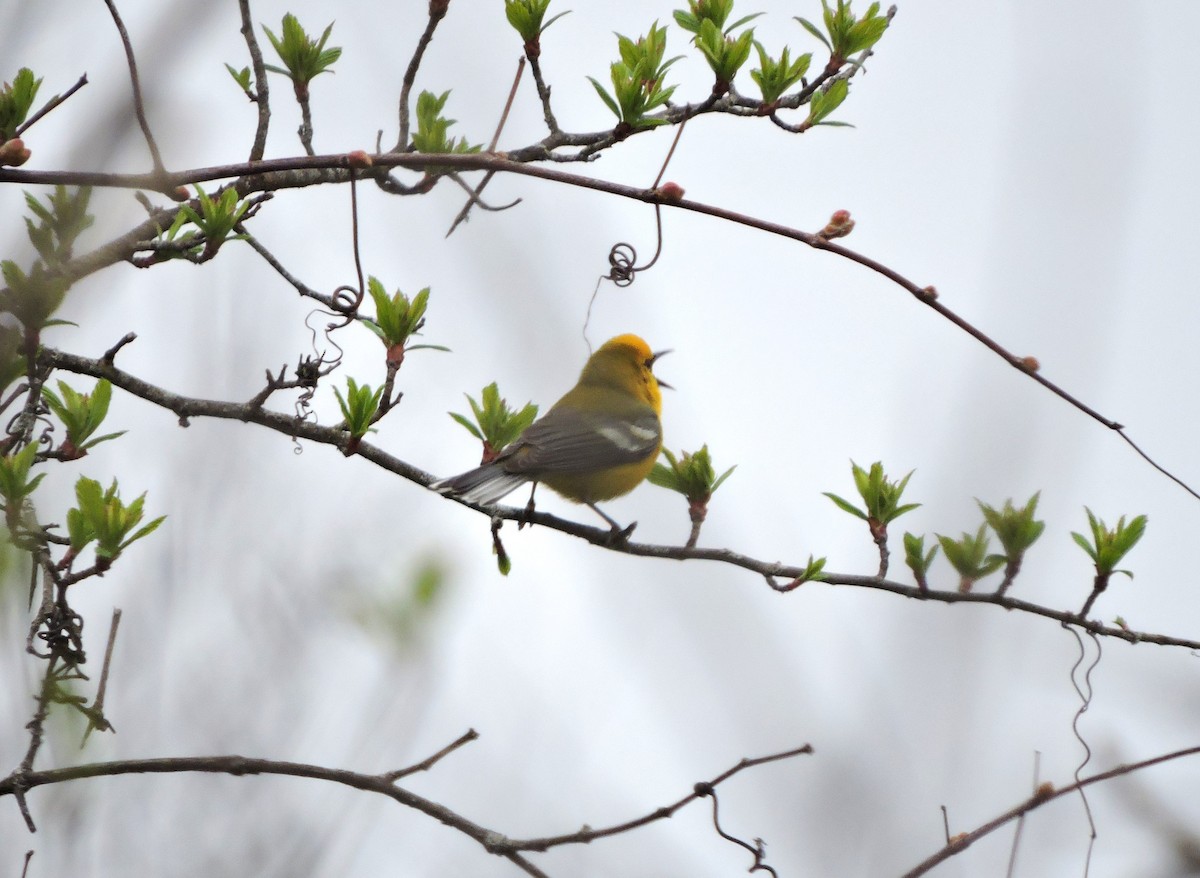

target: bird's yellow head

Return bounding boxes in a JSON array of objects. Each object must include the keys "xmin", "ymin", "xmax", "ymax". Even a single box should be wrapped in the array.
[{"xmin": 580, "ymin": 334, "xmax": 669, "ymax": 413}]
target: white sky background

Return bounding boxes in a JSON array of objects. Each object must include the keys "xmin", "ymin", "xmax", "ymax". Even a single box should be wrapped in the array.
[{"xmin": 2, "ymin": 0, "xmax": 1199, "ymax": 875}]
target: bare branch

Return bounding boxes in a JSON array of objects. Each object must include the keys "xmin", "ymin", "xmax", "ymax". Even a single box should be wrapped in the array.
[
  {"xmin": 0, "ymin": 754, "xmax": 549, "ymax": 877},
  {"xmin": 382, "ymin": 728, "xmax": 479, "ymax": 782},
  {"xmin": 900, "ymin": 745, "xmax": 1200, "ymax": 878},
  {"xmin": 14, "ymin": 74, "xmax": 89, "ymax": 138},
  {"xmin": 0, "ymin": 152, "xmax": 1183, "ymax": 508},
  {"xmin": 447, "ymin": 56, "xmax": 527, "ymax": 236},
  {"xmin": 395, "ymin": 1, "xmax": 449, "ymax": 152},
  {"xmin": 102, "ymin": 0, "xmax": 166, "ymax": 175},
  {"xmin": 236, "ymin": 0, "xmax": 270, "ymax": 162},
  {"xmin": 505, "ymin": 745, "xmax": 813, "ymax": 852}
]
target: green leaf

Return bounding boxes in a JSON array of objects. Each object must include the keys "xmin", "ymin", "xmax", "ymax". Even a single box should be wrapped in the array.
[
  {"xmin": 751, "ymin": 42, "xmax": 811, "ymax": 105},
  {"xmin": 449, "ymin": 382, "xmax": 538, "ymax": 461},
  {"xmin": 0, "ymin": 259, "xmax": 72, "ymax": 330},
  {"xmin": 334, "ymin": 377, "xmax": 383, "ymax": 440},
  {"xmin": 823, "ymin": 491, "xmax": 866, "ymax": 520},
  {"xmin": 42, "ymin": 378, "xmax": 121, "ymax": 456},
  {"xmin": 1071, "ymin": 508, "xmax": 1147, "ymax": 575},
  {"xmin": 224, "ymin": 64, "xmax": 253, "ymax": 92},
  {"xmin": 411, "ymin": 90, "xmax": 481, "ymax": 155},
  {"xmin": 648, "ymin": 444, "xmax": 735, "ymax": 504},
  {"xmin": 936, "ymin": 524, "xmax": 1006, "ymax": 591},
  {"xmin": 588, "ymin": 76, "xmax": 622, "ymax": 118},
  {"xmin": 807, "ymin": 77, "xmax": 849, "ymax": 125},
  {"xmin": 794, "ymin": 16, "xmax": 832, "ymax": 52},
  {"xmin": 70, "ymin": 476, "xmax": 165, "ymax": 561},
  {"xmin": 0, "ymin": 68, "xmax": 43, "ymax": 140},
  {"xmin": 261, "ymin": 14, "xmax": 341, "ymax": 87},
  {"xmin": 592, "ymin": 23, "xmax": 680, "ymax": 127},
  {"xmin": 505, "ymin": 0, "xmax": 570, "ymax": 42}
]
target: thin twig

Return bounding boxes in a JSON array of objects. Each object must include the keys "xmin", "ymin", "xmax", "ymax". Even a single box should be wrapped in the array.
[
  {"xmin": 240, "ymin": 230, "xmax": 346, "ymax": 312},
  {"xmin": 101, "ymin": 332, "xmax": 137, "ymax": 364},
  {"xmin": 651, "ymin": 116, "xmax": 687, "ymax": 190},
  {"xmin": 503, "ymin": 745, "xmax": 814, "ymax": 851},
  {"xmin": 81, "ymin": 609, "xmax": 122, "ymax": 744},
  {"xmin": 296, "ymin": 90, "xmax": 315, "ymax": 157},
  {"xmin": 446, "ymin": 56, "xmax": 526, "ymax": 236},
  {"xmin": 526, "ymin": 54, "xmax": 561, "ymax": 135},
  {"xmin": 445, "ymin": 172, "xmax": 521, "ymax": 213},
  {"xmin": 0, "ymin": 754, "xmax": 549, "ymax": 878},
  {"xmin": 237, "ymin": 0, "xmax": 270, "ymax": 162},
  {"xmin": 900, "ymin": 745, "xmax": 1200, "ymax": 878},
  {"xmin": 1006, "ymin": 751, "xmax": 1039, "ymax": 878},
  {"xmin": 14, "ymin": 656, "xmax": 60, "ymax": 831},
  {"xmin": 395, "ymin": 2, "xmax": 449, "ymax": 152},
  {"xmin": 102, "ymin": 0, "xmax": 165, "ymax": 175},
  {"xmin": 15, "ymin": 74, "xmax": 89, "ymax": 138},
  {"xmin": 382, "ymin": 728, "xmax": 479, "ymax": 782}
]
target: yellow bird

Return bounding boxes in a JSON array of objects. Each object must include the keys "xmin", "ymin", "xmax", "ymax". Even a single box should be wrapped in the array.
[{"xmin": 433, "ymin": 333, "xmax": 669, "ymax": 531}]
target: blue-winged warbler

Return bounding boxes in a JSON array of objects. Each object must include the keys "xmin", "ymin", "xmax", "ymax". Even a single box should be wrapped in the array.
[{"xmin": 433, "ymin": 334, "xmax": 668, "ymax": 530}]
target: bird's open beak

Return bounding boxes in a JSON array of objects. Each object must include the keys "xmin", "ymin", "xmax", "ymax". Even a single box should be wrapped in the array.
[{"xmin": 650, "ymin": 349, "xmax": 673, "ymax": 389}]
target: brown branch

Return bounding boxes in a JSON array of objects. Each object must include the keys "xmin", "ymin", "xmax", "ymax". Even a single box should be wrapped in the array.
[
  {"xmin": 236, "ymin": 0, "xmax": 270, "ymax": 162},
  {"xmin": 900, "ymin": 745, "xmax": 1200, "ymax": 878},
  {"xmin": 35, "ymin": 345, "xmax": 1200, "ymax": 652},
  {"xmin": 505, "ymin": 745, "xmax": 813, "ymax": 852},
  {"xmin": 0, "ymin": 754, "xmax": 549, "ymax": 878},
  {"xmin": 0, "ymin": 745, "xmax": 810, "ymax": 873},
  {"xmin": 446, "ymin": 56, "xmax": 526, "ymax": 236},
  {"xmin": 382, "ymin": 728, "xmax": 479, "ymax": 782},
  {"xmin": 14, "ymin": 74, "xmax": 89, "ymax": 138},
  {"xmin": 240, "ymin": 230, "xmax": 342, "ymax": 311},
  {"xmin": 14, "ymin": 655, "xmax": 60, "ymax": 832},
  {"xmin": 296, "ymin": 90, "xmax": 316, "ymax": 157},
  {"xmin": 80, "ymin": 609, "xmax": 122, "ymax": 743},
  {"xmin": 395, "ymin": 1, "xmax": 449, "ymax": 152},
  {"xmin": 102, "ymin": 0, "xmax": 165, "ymax": 175},
  {"xmin": 2, "ymin": 149, "xmax": 1190, "ymax": 510}
]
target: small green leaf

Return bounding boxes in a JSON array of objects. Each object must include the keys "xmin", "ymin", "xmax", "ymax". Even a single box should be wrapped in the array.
[
  {"xmin": 261, "ymin": 14, "xmax": 341, "ymax": 88},
  {"xmin": 794, "ymin": 15, "xmax": 832, "ymax": 52},
  {"xmin": 334, "ymin": 377, "xmax": 383, "ymax": 440},
  {"xmin": 224, "ymin": 64, "xmax": 253, "ymax": 92},
  {"xmin": 449, "ymin": 382, "xmax": 538, "ymax": 463},
  {"xmin": 69, "ymin": 476, "xmax": 165, "ymax": 562},
  {"xmin": 648, "ymin": 444, "xmax": 735, "ymax": 504},
  {"xmin": 0, "ymin": 68, "xmax": 43, "ymax": 140},
  {"xmin": 807, "ymin": 77, "xmax": 849, "ymax": 125}
]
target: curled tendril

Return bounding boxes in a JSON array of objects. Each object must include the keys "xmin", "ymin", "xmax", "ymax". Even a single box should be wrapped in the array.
[
  {"xmin": 34, "ymin": 602, "xmax": 86, "ymax": 668},
  {"xmin": 303, "ymin": 308, "xmax": 346, "ymax": 373},
  {"xmin": 605, "ymin": 203, "xmax": 665, "ymax": 288},
  {"xmin": 697, "ymin": 784, "xmax": 778, "ymax": 877},
  {"xmin": 607, "ymin": 242, "xmax": 638, "ymax": 287},
  {"xmin": 291, "ymin": 353, "xmax": 330, "ymax": 424},
  {"xmin": 328, "ymin": 283, "xmax": 364, "ymax": 323},
  {"xmin": 36, "ymin": 417, "xmax": 56, "ymax": 450}
]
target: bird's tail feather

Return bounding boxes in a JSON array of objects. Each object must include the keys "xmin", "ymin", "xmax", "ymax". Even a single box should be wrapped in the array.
[{"xmin": 431, "ymin": 464, "xmax": 528, "ymax": 506}]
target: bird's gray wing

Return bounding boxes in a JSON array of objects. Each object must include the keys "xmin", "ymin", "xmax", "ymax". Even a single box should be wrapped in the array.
[{"xmin": 499, "ymin": 405, "xmax": 660, "ymax": 477}]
